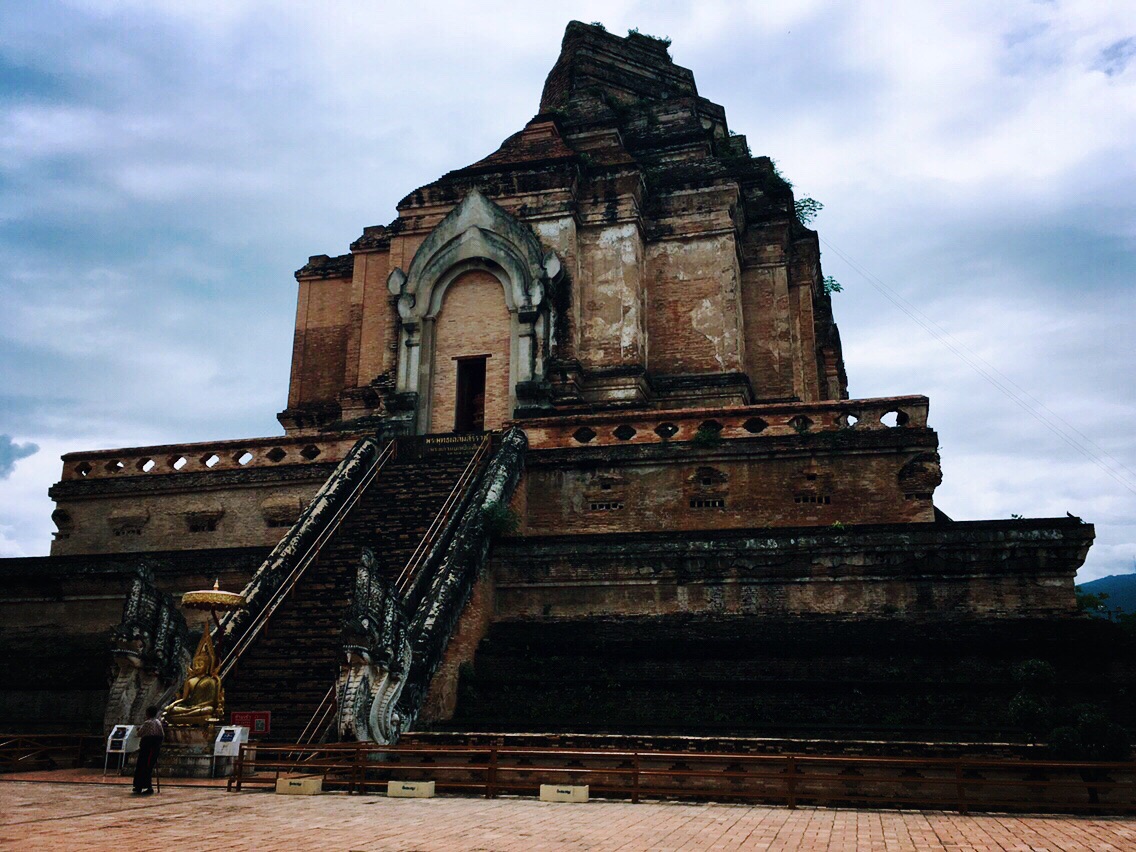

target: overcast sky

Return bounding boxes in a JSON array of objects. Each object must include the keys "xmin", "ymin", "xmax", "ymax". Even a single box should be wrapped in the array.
[{"xmin": 1, "ymin": 1, "xmax": 1133, "ymax": 582}]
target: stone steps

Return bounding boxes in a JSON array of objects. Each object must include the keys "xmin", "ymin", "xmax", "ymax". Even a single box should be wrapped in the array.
[{"xmin": 223, "ymin": 444, "xmax": 478, "ymax": 741}]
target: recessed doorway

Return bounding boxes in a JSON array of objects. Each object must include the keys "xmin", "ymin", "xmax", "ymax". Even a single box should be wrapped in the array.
[{"xmin": 454, "ymin": 355, "xmax": 488, "ymax": 433}]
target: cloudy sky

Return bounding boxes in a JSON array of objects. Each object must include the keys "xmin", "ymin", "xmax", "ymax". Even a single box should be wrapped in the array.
[{"xmin": 1, "ymin": 1, "xmax": 1133, "ymax": 582}]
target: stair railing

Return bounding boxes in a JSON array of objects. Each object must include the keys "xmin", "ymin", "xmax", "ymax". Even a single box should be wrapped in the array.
[
  {"xmin": 288, "ymin": 684, "xmax": 339, "ymax": 760},
  {"xmin": 287, "ymin": 433, "xmax": 489, "ymax": 749},
  {"xmin": 396, "ymin": 432, "xmax": 492, "ymax": 602},
  {"xmin": 394, "ymin": 427, "xmax": 527, "ymax": 733},
  {"xmin": 218, "ymin": 438, "xmax": 395, "ymax": 680}
]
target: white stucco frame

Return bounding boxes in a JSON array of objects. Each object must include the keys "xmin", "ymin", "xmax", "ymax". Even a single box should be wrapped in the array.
[{"xmin": 387, "ymin": 189, "xmax": 562, "ymax": 434}]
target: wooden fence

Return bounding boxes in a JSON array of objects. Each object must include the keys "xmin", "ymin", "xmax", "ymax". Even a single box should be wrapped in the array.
[
  {"xmin": 227, "ymin": 742, "xmax": 1136, "ymax": 814},
  {"xmin": 0, "ymin": 734, "xmax": 99, "ymax": 773}
]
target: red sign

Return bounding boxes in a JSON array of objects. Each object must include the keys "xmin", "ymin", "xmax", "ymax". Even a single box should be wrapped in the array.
[{"xmin": 230, "ymin": 711, "xmax": 271, "ymax": 735}]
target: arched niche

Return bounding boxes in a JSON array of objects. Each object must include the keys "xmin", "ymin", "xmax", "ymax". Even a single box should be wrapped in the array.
[
  {"xmin": 428, "ymin": 266, "xmax": 512, "ymax": 433},
  {"xmin": 387, "ymin": 189, "xmax": 561, "ymax": 433}
]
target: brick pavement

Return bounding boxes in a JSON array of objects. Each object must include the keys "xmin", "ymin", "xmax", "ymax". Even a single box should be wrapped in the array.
[{"xmin": 2, "ymin": 780, "xmax": 1135, "ymax": 851}]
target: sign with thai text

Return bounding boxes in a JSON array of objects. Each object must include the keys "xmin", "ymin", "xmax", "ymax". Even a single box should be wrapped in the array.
[{"xmin": 231, "ymin": 710, "xmax": 271, "ymax": 734}]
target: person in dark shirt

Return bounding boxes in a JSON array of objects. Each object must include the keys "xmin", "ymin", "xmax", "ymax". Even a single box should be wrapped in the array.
[{"xmin": 132, "ymin": 706, "xmax": 165, "ymax": 795}]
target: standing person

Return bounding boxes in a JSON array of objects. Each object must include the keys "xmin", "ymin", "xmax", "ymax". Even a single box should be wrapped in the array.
[{"xmin": 132, "ymin": 706, "xmax": 164, "ymax": 795}]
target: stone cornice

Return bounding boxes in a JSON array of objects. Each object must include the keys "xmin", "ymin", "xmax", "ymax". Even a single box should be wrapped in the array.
[
  {"xmin": 350, "ymin": 225, "xmax": 392, "ymax": 253},
  {"xmin": 294, "ymin": 253, "xmax": 354, "ymax": 280},
  {"xmin": 523, "ymin": 428, "xmax": 939, "ymax": 468},
  {"xmin": 0, "ymin": 546, "xmax": 272, "ymax": 580},
  {"xmin": 493, "ymin": 518, "xmax": 1095, "ymax": 581},
  {"xmin": 49, "ymin": 463, "xmax": 338, "ymax": 500}
]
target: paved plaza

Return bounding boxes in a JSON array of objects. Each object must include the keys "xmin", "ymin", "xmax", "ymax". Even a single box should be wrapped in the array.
[{"xmin": 2, "ymin": 778, "xmax": 1135, "ymax": 851}]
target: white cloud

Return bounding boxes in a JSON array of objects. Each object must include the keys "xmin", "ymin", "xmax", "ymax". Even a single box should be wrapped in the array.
[
  {"xmin": 0, "ymin": 438, "xmax": 59, "ymax": 557},
  {"xmin": 0, "ymin": 0, "xmax": 1132, "ymax": 582}
]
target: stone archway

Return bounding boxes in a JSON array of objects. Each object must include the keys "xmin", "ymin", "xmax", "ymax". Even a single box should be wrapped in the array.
[{"xmin": 386, "ymin": 189, "xmax": 561, "ymax": 434}]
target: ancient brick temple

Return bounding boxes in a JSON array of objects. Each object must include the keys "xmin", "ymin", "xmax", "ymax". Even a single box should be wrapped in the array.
[{"xmin": 1, "ymin": 23, "xmax": 1122, "ymax": 742}]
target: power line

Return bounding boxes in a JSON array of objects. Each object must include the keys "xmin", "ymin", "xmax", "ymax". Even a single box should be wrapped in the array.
[{"xmin": 819, "ymin": 236, "xmax": 1136, "ymax": 498}]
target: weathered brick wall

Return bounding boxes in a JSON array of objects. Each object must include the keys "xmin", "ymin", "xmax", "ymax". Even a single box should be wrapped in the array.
[
  {"xmin": 0, "ymin": 548, "xmax": 267, "ymax": 732},
  {"xmin": 288, "ymin": 273, "xmax": 353, "ymax": 408},
  {"xmin": 741, "ymin": 262, "xmax": 796, "ymax": 400},
  {"xmin": 420, "ymin": 568, "xmax": 496, "ymax": 723},
  {"xmin": 576, "ymin": 224, "xmax": 646, "ymax": 370},
  {"xmin": 350, "ymin": 249, "xmax": 394, "ymax": 388},
  {"xmin": 428, "ymin": 270, "xmax": 512, "ymax": 433},
  {"xmin": 788, "ymin": 234, "xmax": 824, "ymax": 401},
  {"xmin": 490, "ymin": 519, "xmax": 1091, "ymax": 621},
  {"xmin": 51, "ymin": 478, "xmax": 324, "ymax": 555},
  {"xmin": 646, "ymin": 234, "xmax": 744, "ymax": 375},
  {"xmin": 516, "ymin": 445, "xmax": 936, "ymax": 537},
  {"xmin": 47, "ymin": 435, "xmax": 362, "ymax": 555},
  {"xmin": 444, "ymin": 614, "xmax": 1132, "ymax": 738},
  {"xmin": 532, "ymin": 216, "xmax": 581, "ymax": 363}
]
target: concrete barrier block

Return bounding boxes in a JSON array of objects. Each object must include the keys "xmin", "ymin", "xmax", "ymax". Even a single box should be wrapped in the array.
[
  {"xmin": 388, "ymin": 780, "xmax": 436, "ymax": 798},
  {"xmin": 275, "ymin": 773, "xmax": 322, "ymax": 795},
  {"xmin": 540, "ymin": 784, "xmax": 589, "ymax": 803}
]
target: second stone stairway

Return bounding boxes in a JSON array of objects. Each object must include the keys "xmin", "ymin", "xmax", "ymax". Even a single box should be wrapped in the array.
[{"xmin": 222, "ymin": 436, "xmax": 485, "ymax": 742}]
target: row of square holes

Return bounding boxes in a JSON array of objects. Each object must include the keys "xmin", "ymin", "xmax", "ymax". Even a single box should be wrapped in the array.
[
  {"xmin": 74, "ymin": 445, "xmax": 323, "ymax": 477},
  {"xmin": 572, "ymin": 411, "xmax": 908, "ymax": 444},
  {"xmin": 574, "ymin": 419, "xmax": 745, "ymax": 444},
  {"xmin": 588, "ymin": 499, "xmax": 728, "ymax": 511},
  {"xmin": 591, "ymin": 496, "xmax": 835, "ymax": 512}
]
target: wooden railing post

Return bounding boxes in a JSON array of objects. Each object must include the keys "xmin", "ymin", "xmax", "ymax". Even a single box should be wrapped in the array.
[
  {"xmin": 955, "ymin": 759, "xmax": 968, "ymax": 815},
  {"xmin": 632, "ymin": 751, "xmax": 640, "ymax": 804},
  {"xmin": 786, "ymin": 755, "xmax": 797, "ymax": 809},
  {"xmin": 353, "ymin": 743, "xmax": 363, "ymax": 795},
  {"xmin": 231, "ymin": 743, "xmax": 244, "ymax": 792},
  {"xmin": 487, "ymin": 746, "xmax": 498, "ymax": 799}
]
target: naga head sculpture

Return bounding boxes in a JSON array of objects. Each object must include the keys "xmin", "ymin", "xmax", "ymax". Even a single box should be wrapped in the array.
[
  {"xmin": 336, "ymin": 547, "xmax": 414, "ymax": 744},
  {"xmin": 110, "ymin": 565, "xmax": 162, "ymax": 668},
  {"xmin": 341, "ymin": 547, "xmax": 404, "ymax": 672}
]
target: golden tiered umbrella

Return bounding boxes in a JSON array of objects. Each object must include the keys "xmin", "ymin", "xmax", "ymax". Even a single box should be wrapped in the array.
[{"xmin": 182, "ymin": 579, "xmax": 245, "ymax": 637}]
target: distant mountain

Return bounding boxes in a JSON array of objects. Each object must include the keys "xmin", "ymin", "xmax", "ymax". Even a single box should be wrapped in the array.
[{"xmin": 1078, "ymin": 573, "xmax": 1136, "ymax": 615}]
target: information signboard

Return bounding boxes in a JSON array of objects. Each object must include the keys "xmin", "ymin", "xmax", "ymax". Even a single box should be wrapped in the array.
[
  {"xmin": 104, "ymin": 725, "xmax": 141, "ymax": 775},
  {"xmin": 214, "ymin": 725, "xmax": 249, "ymax": 757},
  {"xmin": 231, "ymin": 710, "xmax": 271, "ymax": 735},
  {"xmin": 106, "ymin": 725, "xmax": 140, "ymax": 754}
]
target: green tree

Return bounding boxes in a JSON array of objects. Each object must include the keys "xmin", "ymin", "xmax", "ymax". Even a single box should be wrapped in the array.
[{"xmin": 794, "ymin": 196, "xmax": 824, "ymax": 225}]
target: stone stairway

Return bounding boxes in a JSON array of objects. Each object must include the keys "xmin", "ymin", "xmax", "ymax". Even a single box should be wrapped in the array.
[{"xmin": 222, "ymin": 437, "xmax": 484, "ymax": 742}]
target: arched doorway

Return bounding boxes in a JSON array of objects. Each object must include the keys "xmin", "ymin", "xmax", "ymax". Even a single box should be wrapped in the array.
[
  {"xmin": 386, "ymin": 189, "xmax": 561, "ymax": 435},
  {"xmin": 429, "ymin": 269, "xmax": 512, "ymax": 434}
]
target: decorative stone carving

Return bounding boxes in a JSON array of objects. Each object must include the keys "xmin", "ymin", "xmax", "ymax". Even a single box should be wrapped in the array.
[
  {"xmin": 181, "ymin": 502, "xmax": 224, "ymax": 533},
  {"xmin": 107, "ymin": 508, "xmax": 149, "ymax": 537},
  {"xmin": 898, "ymin": 452, "xmax": 943, "ymax": 495},
  {"xmin": 336, "ymin": 547, "xmax": 411, "ymax": 744},
  {"xmin": 104, "ymin": 566, "xmax": 191, "ymax": 732},
  {"xmin": 259, "ymin": 495, "xmax": 304, "ymax": 528},
  {"xmin": 397, "ymin": 427, "xmax": 527, "ymax": 732},
  {"xmin": 51, "ymin": 508, "xmax": 74, "ymax": 541}
]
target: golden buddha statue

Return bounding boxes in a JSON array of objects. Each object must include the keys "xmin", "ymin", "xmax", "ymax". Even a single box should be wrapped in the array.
[{"xmin": 163, "ymin": 628, "xmax": 224, "ymax": 726}]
